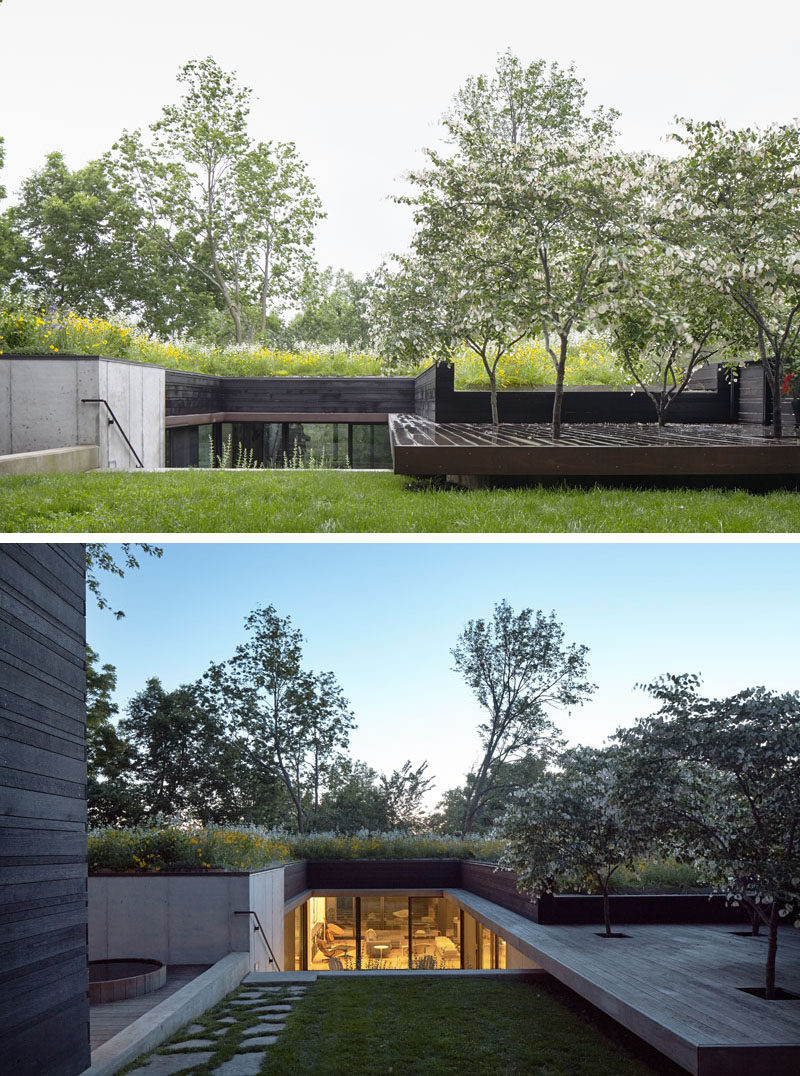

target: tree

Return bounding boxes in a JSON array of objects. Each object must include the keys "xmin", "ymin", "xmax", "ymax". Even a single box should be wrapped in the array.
[
  {"xmin": 235, "ymin": 141, "xmax": 324, "ymax": 336},
  {"xmin": 614, "ymin": 674, "xmax": 800, "ymax": 999},
  {"xmin": 205, "ymin": 605, "xmax": 355, "ymax": 832},
  {"xmin": 0, "ymin": 135, "xmax": 23, "ymax": 293},
  {"xmin": 390, "ymin": 52, "xmax": 628, "ymax": 436},
  {"xmin": 314, "ymin": 758, "xmax": 390, "ymax": 833},
  {"xmin": 664, "ymin": 119, "xmax": 800, "ymax": 437},
  {"xmin": 110, "ymin": 57, "xmax": 323, "ymax": 343},
  {"xmin": 451, "ymin": 600, "xmax": 594, "ymax": 834},
  {"xmin": 431, "ymin": 754, "xmax": 547, "ymax": 834},
  {"xmin": 605, "ymin": 157, "xmax": 745, "ymax": 425},
  {"xmin": 289, "ymin": 267, "xmax": 372, "ymax": 349},
  {"xmin": 498, "ymin": 746, "xmax": 651, "ymax": 936},
  {"xmin": 379, "ymin": 760, "xmax": 434, "ymax": 830},
  {"xmin": 120, "ymin": 678, "xmax": 240, "ymax": 821},
  {"xmin": 85, "ymin": 647, "xmax": 139, "ymax": 825}
]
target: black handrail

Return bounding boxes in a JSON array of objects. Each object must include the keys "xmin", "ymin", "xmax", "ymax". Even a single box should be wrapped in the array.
[
  {"xmin": 81, "ymin": 398, "xmax": 144, "ymax": 468},
  {"xmin": 234, "ymin": 909, "xmax": 281, "ymax": 971}
]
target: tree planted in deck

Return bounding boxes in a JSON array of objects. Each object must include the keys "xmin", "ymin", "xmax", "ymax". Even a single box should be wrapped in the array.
[
  {"xmin": 204, "ymin": 604, "xmax": 355, "ymax": 833},
  {"xmin": 497, "ymin": 745, "xmax": 650, "ymax": 937},
  {"xmin": 391, "ymin": 51, "xmax": 630, "ymax": 437},
  {"xmin": 663, "ymin": 119, "xmax": 800, "ymax": 438},
  {"xmin": 614, "ymin": 674, "xmax": 800, "ymax": 999},
  {"xmin": 451, "ymin": 600, "xmax": 594, "ymax": 834}
]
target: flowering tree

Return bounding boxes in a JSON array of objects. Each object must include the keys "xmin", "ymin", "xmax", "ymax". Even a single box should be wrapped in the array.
[
  {"xmin": 451, "ymin": 600, "xmax": 594, "ymax": 834},
  {"xmin": 110, "ymin": 57, "xmax": 322, "ymax": 343},
  {"xmin": 498, "ymin": 746, "xmax": 651, "ymax": 936},
  {"xmin": 663, "ymin": 120, "xmax": 800, "ymax": 437},
  {"xmin": 388, "ymin": 53, "xmax": 633, "ymax": 437},
  {"xmin": 614, "ymin": 675, "xmax": 800, "ymax": 999}
]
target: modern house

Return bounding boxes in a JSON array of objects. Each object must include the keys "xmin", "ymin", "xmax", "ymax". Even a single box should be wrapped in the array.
[
  {"xmin": 2, "ymin": 544, "xmax": 799, "ymax": 1076},
  {"xmin": 2, "ymin": 354, "xmax": 797, "ymax": 478}
]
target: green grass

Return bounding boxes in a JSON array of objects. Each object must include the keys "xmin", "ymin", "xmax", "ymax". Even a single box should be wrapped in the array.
[
  {"xmin": 259, "ymin": 977, "xmax": 681, "ymax": 1075},
  {"xmin": 126, "ymin": 977, "xmax": 681, "ymax": 1076},
  {"xmin": 2, "ymin": 470, "xmax": 800, "ymax": 533}
]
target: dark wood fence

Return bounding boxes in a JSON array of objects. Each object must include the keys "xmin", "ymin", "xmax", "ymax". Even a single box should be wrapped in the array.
[
  {"xmin": 417, "ymin": 362, "xmax": 736, "ymax": 425},
  {"xmin": 165, "ymin": 371, "xmax": 416, "ymax": 418},
  {"xmin": 0, "ymin": 544, "xmax": 90, "ymax": 1076}
]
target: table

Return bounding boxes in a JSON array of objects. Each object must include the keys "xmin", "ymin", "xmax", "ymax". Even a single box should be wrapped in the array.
[{"xmin": 372, "ymin": 944, "xmax": 389, "ymax": 960}]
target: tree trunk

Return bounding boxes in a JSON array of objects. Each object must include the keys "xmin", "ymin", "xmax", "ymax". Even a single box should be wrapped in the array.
[
  {"xmin": 602, "ymin": 889, "xmax": 612, "ymax": 937},
  {"xmin": 551, "ymin": 334, "xmax": 568, "ymax": 439},
  {"xmin": 765, "ymin": 901, "xmax": 779, "ymax": 999},
  {"xmin": 489, "ymin": 372, "xmax": 499, "ymax": 433}
]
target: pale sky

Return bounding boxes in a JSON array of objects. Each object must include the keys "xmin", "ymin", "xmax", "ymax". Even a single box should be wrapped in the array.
[
  {"xmin": 88, "ymin": 540, "xmax": 800, "ymax": 807},
  {"xmin": 2, "ymin": 0, "xmax": 800, "ymax": 277}
]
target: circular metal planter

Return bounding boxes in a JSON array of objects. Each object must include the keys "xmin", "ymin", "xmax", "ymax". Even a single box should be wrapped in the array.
[{"xmin": 88, "ymin": 958, "xmax": 166, "ymax": 1004}]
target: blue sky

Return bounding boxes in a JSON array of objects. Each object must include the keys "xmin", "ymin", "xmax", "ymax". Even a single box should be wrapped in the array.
[{"xmin": 88, "ymin": 541, "xmax": 800, "ymax": 803}]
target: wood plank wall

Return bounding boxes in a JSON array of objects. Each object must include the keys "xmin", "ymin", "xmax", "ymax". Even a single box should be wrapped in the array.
[
  {"xmin": 0, "ymin": 544, "xmax": 90, "ymax": 1076},
  {"xmin": 428, "ymin": 363, "xmax": 734, "ymax": 424},
  {"xmin": 165, "ymin": 372, "xmax": 416, "ymax": 417}
]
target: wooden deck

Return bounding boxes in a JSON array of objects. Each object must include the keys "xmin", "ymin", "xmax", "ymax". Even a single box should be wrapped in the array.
[
  {"xmin": 89, "ymin": 964, "xmax": 210, "ymax": 1049},
  {"xmin": 445, "ymin": 889, "xmax": 800, "ymax": 1076},
  {"xmin": 388, "ymin": 416, "xmax": 800, "ymax": 478}
]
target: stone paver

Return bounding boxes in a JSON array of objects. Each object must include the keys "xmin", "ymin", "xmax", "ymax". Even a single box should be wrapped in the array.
[
  {"xmin": 243, "ymin": 1022, "xmax": 286, "ymax": 1035},
  {"xmin": 212, "ymin": 1054, "xmax": 267, "ymax": 1076},
  {"xmin": 240, "ymin": 1035, "xmax": 279, "ymax": 1047},
  {"xmin": 164, "ymin": 1039, "xmax": 216, "ymax": 1051},
  {"xmin": 127, "ymin": 1053, "xmax": 214, "ymax": 1075},
  {"xmin": 259, "ymin": 1003, "xmax": 292, "ymax": 1012},
  {"xmin": 217, "ymin": 1016, "xmax": 237, "ymax": 1024},
  {"xmin": 185, "ymin": 1023, "xmax": 205, "ymax": 1034}
]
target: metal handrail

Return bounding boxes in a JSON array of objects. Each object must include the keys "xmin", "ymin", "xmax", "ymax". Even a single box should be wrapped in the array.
[
  {"xmin": 234, "ymin": 909, "xmax": 281, "ymax": 971},
  {"xmin": 81, "ymin": 398, "xmax": 144, "ymax": 468}
]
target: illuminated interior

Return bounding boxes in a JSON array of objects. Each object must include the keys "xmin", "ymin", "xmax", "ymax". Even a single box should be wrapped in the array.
[{"xmin": 284, "ymin": 893, "xmax": 510, "ymax": 971}]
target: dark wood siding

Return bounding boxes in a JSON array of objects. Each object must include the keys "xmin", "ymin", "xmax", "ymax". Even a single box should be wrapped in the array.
[
  {"xmin": 283, "ymin": 860, "xmax": 308, "ymax": 901},
  {"xmin": 164, "ymin": 371, "xmax": 223, "ymax": 416},
  {"xmin": 306, "ymin": 859, "xmax": 462, "ymax": 890},
  {"xmin": 428, "ymin": 363, "xmax": 733, "ymax": 424},
  {"xmin": 460, "ymin": 861, "xmax": 539, "ymax": 922},
  {"xmin": 738, "ymin": 364, "xmax": 768, "ymax": 424},
  {"xmin": 0, "ymin": 544, "xmax": 90, "ymax": 1076},
  {"xmin": 165, "ymin": 371, "xmax": 416, "ymax": 418}
]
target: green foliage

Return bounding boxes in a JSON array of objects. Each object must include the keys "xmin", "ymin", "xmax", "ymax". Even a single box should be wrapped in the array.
[
  {"xmin": 109, "ymin": 56, "xmax": 323, "ymax": 343},
  {"xmin": 287, "ymin": 267, "xmax": 371, "ymax": 349},
  {"xmin": 88, "ymin": 826, "xmax": 501, "ymax": 872},
  {"xmin": 86, "ymin": 647, "xmax": 140, "ymax": 826},
  {"xmin": 452, "ymin": 600, "xmax": 594, "ymax": 833},
  {"xmin": 614, "ymin": 675, "xmax": 800, "ymax": 995},
  {"xmin": 203, "ymin": 605, "xmax": 355, "ymax": 833},
  {"xmin": 498, "ymin": 746, "xmax": 652, "ymax": 934}
]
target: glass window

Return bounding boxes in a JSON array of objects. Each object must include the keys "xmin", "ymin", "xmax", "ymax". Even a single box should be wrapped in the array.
[
  {"xmin": 198, "ymin": 424, "xmax": 213, "ymax": 468},
  {"xmin": 360, "ymin": 896, "xmax": 408, "ymax": 969},
  {"xmin": 496, "ymin": 936, "xmax": 507, "ymax": 969},
  {"xmin": 410, "ymin": 896, "xmax": 461, "ymax": 970},
  {"xmin": 352, "ymin": 424, "xmax": 392, "ymax": 468}
]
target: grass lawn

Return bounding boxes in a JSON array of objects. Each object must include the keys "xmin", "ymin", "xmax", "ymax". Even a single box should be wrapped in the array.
[
  {"xmin": 2, "ymin": 470, "xmax": 800, "ymax": 533},
  {"xmin": 260, "ymin": 976, "xmax": 682, "ymax": 1075},
  {"xmin": 127, "ymin": 976, "xmax": 682, "ymax": 1076}
]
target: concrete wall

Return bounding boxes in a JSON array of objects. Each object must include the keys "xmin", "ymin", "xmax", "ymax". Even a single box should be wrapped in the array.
[
  {"xmin": 248, "ymin": 867, "xmax": 284, "ymax": 973},
  {"xmin": 0, "ymin": 356, "xmax": 164, "ymax": 470},
  {"xmin": 89, "ymin": 867, "xmax": 285, "ymax": 971}
]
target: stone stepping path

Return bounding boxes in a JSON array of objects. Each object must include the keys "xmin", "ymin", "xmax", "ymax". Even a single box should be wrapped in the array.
[{"xmin": 125, "ymin": 980, "xmax": 311, "ymax": 1075}]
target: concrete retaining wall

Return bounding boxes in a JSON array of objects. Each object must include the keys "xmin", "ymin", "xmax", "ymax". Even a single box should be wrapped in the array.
[
  {"xmin": 89, "ymin": 867, "xmax": 285, "ymax": 971},
  {"xmin": 0, "ymin": 356, "xmax": 164, "ymax": 470},
  {"xmin": 0, "ymin": 445, "xmax": 99, "ymax": 474}
]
